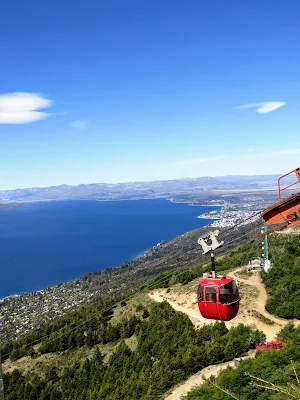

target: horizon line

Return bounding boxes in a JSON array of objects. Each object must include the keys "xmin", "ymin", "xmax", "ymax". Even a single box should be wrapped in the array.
[{"xmin": 0, "ymin": 172, "xmax": 285, "ymax": 192}]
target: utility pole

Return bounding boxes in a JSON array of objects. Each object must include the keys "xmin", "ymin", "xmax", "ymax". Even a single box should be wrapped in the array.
[
  {"xmin": 263, "ymin": 221, "xmax": 269, "ymax": 261},
  {"xmin": 261, "ymin": 222, "xmax": 269, "ymax": 260},
  {"xmin": 261, "ymin": 222, "xmax": 270, "ymax": 272},
  {"xmin": 0, "ymin": 350, "xmax": 4, "ymax": 400}
]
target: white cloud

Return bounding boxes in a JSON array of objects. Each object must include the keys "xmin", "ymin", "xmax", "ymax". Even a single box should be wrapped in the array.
[
  {"xmin": 0, "ymin": 92, "xmax": 53, "ymax": 124},
  {"xmin": 173, "ymin": 155, "xmax": 226, "ymax": 165},
  {"xmin": 237, "ymin": 101, "xmax": 286, "ymax": 113},
  {"xmin": 69, "ymin": 119, "xmax": 89, "ymax": 129}
]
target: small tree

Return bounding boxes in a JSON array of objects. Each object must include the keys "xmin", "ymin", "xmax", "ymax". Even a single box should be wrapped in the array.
[{"xmin": 142, "ymin": 309, "xmax": 150, "ymax": 319}]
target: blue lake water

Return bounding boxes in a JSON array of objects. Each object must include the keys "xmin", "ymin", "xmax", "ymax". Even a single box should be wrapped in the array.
[{"xmin": 0, "ymin": 199, "xmax": 220, "ymax": 298}]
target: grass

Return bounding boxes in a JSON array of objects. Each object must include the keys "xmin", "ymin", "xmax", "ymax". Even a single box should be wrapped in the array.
[
  {"xmin": 111, "ymin": 293, "xmax": 153, "ymax": 325},
  {"xmin": 252, "ymin": 311, "xmax": 275, "ymax": 325},
  {"xmin": 235, "ymin": 268, "xmax": 253, "ymax": 280}
]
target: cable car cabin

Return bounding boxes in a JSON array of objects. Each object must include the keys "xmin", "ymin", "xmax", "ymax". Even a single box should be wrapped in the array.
[
  {"xmin": 197, "ymin": 275, "xmax": 240, "ymax": 321},
  {"xmin": 261, "ymin": 167, "xmax": 300, "ymax": 227}
]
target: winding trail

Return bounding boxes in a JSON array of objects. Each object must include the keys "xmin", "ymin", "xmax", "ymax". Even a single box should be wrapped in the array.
[
  {"xmin": 163, "ymin": 361, "xmax": 234, "ymax": 400},
  {"xmin": 149, "ymin": 267, "xmax": 300, "ymax": 400},
  {"xmin": 230, "ymin": 268, "xmax": 300, "ymax": 328},
  {"xmin": 149, "ymin": 268, "xmax": 300, "ymax": 341},
  {"xmin": 149, "ymin": 292, "xmax": 209, "ymax": 326},
  {"xmin": 230, "ymin": 269, "xmax": 284, "ymax": 327}
]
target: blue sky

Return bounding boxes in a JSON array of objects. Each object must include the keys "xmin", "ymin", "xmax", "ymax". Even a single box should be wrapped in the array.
[{"xmin": 0, "ymin": 0, "xmax": 299, "ymax": 189}]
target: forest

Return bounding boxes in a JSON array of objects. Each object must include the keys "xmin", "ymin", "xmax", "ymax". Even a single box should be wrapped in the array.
[
  {"xmin": 2, "ymin": 232, "xmax": 300, "ymax": 399},
  {"xmin": 3, "ymin": 302, "xmax": 265, "ymax": 399},
  {"xmin": 1, "ymin": 296, "xmax": 119, "ymax": 362},
  {"xmin": 263, "ymin": 235, "xmax": 300, "ymax": 319},
  {"xmin": 184, "ymin": 322, "xmax": 300, "ymax": 399}
]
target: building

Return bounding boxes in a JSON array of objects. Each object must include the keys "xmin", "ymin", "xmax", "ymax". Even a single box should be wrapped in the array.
[{"xmin": 247, "ymin": 257, "xmax": 264, "ymax": 272}]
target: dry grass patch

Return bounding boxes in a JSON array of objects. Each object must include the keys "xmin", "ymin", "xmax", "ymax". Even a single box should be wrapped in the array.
[{"xmin": 111, "ymin": 293, "xmax": 153, "ymax": 325}]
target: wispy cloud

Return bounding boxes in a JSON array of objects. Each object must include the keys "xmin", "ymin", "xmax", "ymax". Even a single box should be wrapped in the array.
[
  {"xmin": 242, "ymin": 148, "xmax": 300, "ymax": 162},
  {"xmin": 69, "ymin": 119, "xmax": 89, "ymax": 129},
  {"xmin": 237, "ymin": 101, "xmax": 286, "ymax": 114},
  {"xmin": 173, "ymin": 155, "xmax": 226, "ymax": 165},
  {"xmin": 258, "ymin": 148, "xmax": 300, "ymax": 157},
  {"xmin": 0, "ymin": 92, "xmax": 53, "ymax": 124}
]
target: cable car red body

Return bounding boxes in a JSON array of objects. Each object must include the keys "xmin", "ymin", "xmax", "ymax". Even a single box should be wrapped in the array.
[
  {"xmin": 197, "ymin": 275, "xmax": 240, "ymax": 321},
  {"xmin": 261, "ymin": 168, "xmax": 300, "ymax": 228}
]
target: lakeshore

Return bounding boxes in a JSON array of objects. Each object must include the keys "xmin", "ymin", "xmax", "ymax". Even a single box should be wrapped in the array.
[{"xmin": 0, "ymin": 198, "xmax": 219, "ymax": 299}]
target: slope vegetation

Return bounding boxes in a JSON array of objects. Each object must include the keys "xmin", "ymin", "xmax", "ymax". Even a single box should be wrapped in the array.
[
  {"xmin": 2, "ymin": 232, "xmax": 299, "ymax": 399},
  {"xmin": 3, "ymin": 301, "xmax": 264, "ymax": 399},
  {"xmin": 184, "ymin": 323, "xmax": 300, "ymax": 399}
]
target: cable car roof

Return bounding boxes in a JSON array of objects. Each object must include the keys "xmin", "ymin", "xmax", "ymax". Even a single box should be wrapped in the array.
[{"xmin": 200, "ymin": 275, "xmax": 234, "ymax": 286}]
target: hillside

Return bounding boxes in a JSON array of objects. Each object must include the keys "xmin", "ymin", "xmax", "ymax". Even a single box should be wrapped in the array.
[
  {"xmin": 0, "ymin": 220, "xmax": 261, "ymax": 342},
  {"xmin": 3, "ymin": 301, "xmax": 265, "ymax": 399},
  {"xmin": 183, "ymin": 323, "xmax": 300, "ymax": 399},
  {"xmin": 2, "ymin": 231, "xmax": 300, "ymax": 399}
]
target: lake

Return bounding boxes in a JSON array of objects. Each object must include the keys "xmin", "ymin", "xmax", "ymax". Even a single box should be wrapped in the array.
[{"xmin": 0, "ymin": 199, "xmax": 220, "ymax": 298}]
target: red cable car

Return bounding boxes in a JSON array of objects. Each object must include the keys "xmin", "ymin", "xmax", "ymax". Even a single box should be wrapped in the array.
[
  {"xmin": 196, "ymin": 231, "xmax": 240, "ymax": 321},
  {"xmin": 261, "ymin": 167, "xmax": 300, "ymax": 230},
  {"xmin": 197, "ymin": 275, "xmax": 240, "ymax": 321}
]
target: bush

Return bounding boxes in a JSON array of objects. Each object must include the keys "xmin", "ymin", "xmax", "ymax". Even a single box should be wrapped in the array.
[{"xmin": 142, "ymin": 309, "xmax": 150, "ymax": 319}]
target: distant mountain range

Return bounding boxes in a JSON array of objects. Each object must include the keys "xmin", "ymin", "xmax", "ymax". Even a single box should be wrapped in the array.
[
  {"xmin": 0, "ymin": 174, "xmax": 285, "ymax": 203},
  {"xmin": 215, "ymin": 174, "xmax": 285, "ymax": 186}
]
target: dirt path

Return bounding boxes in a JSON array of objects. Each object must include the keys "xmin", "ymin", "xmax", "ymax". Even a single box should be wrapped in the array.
[
  {"xmin": 148, "ymin": 267, "xmax": 300, "ymax": 400},
  {"xmin": 230, "ymin": 269, "xmax": 284, "ymax": 325},
  {"xmin": 150, "ymin": 292, "xmax": 213, "ymax": 326},
  {"xmin": 230, "ymin": 268, "xmax": 300, "ymax": 329},
  {"xmin": 149, "ymin": 268, "xmax": 300, "ymax": 342},
  {"xmin": 163, "ymin": 361, "xmax": 234, "ymax": 400},
  {"xmin": 149, "ymin": 285, "xmax": 279, "ymax": 341}
]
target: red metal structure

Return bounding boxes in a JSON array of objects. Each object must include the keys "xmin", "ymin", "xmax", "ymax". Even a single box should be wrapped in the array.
[
  {"xmin": 197, "ymin": 275, "xmax": 240, "ymax": 321},
  {"xmin": 255, "ymin": 341, "xmax": 285, "ymax": 351},
  {"xmin": 261, "ymin": 167, "xmax": 300, "ymax": 229}
]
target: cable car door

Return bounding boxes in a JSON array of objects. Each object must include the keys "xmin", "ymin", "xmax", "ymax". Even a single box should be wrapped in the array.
[{"xmin": 204, "ymin": 286, "xmax": 221, "ymax": 320}]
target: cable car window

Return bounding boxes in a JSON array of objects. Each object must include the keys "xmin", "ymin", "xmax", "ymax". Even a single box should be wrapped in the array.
[
  {"xmin": 220, "ymin": 281, "xmax": 239, "ymax": 304},
  {"xmin": 197, "ymin": 284, "xmax": 203, "ymax": 302},
  {"xmin": 205, "ymin": 287, "xmax": 217, "ymax": 303}
]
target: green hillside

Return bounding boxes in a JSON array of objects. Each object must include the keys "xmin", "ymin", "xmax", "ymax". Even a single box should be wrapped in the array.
[
  {"xmin": 184, "ymin": 322, "xmax": 300, "ymax": 400},
  {"xmin": 2, "ymin": 231, "xmax": 300, "ymax": 399},
  {"xmin": 3, "ymin": 302, "xmax": 264, "ymax": 400},
  {"xmin": 263, "ymin": 234, "xmax": 300, "ymax": 319}
]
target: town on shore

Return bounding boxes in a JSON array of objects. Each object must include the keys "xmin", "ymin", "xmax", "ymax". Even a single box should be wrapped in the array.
[{"xmin": 198, "ymin": 198, "xmax": 261, "ymax": 227}]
